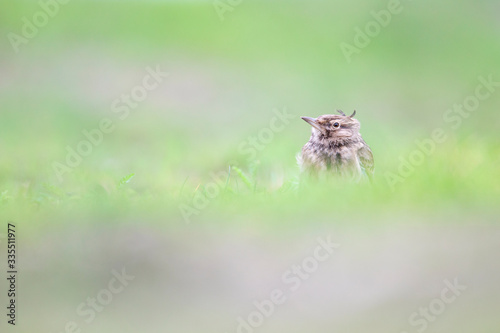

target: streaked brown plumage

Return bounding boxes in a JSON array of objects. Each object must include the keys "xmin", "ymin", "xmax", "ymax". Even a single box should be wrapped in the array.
[{"xmin": 298, "ymin": 110, "xmax": 374, "ymax": 181}]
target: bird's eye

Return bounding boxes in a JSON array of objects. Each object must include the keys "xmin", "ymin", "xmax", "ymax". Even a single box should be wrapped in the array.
[{"xmin": 333, "ymin": 122, "xmax": 340, "ymax": 128}]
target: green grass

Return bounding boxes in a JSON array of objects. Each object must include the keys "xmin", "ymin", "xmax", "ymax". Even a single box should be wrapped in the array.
[{"xmin": 0, "ymin": 0, "xmax": 499, "ymax": 229}]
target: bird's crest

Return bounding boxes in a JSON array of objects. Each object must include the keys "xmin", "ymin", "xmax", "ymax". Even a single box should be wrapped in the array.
[{"xmin": 337, "ymin": 109, "xmax": 356, "ymax": 118}]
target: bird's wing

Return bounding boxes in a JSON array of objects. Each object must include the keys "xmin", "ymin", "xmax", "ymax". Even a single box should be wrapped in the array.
[{"xmin": 357, "ymin": 144, "xmax": 374, "ymax": 181}]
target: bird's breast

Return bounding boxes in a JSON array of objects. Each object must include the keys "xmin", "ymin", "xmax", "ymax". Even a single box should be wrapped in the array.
[{"xmin": 301, "ymin": 140, "xmax": 363, "ymax": 177}]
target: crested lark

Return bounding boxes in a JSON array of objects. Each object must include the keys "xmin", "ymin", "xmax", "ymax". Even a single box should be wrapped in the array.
[{"xmin": 299, "ymin": 110, "xmax": 374, "ymax": 182}]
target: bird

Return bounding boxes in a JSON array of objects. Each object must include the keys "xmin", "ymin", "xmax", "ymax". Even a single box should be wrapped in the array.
[{"xmin": 298, "ymin": 110, "xmax": 374, "ymax": 182}]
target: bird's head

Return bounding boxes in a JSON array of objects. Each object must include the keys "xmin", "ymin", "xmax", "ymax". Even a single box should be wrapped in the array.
[{"xmin": 301, "ymin": 110, "xmax": 361, "ymax": 142}]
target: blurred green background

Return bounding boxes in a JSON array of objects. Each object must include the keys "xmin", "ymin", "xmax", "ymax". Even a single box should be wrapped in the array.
[{"xmin": 0, "ymin": 0, "xmax": 499, "ymax": 332}]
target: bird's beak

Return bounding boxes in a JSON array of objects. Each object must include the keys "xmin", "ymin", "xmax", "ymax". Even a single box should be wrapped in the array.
[{"xmin": 301, "ymin": 117, "xmax": 325, "ymax": 134}]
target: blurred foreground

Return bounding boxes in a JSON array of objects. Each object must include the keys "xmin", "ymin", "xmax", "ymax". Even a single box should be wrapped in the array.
[{"xmin": 14, "ymin": 215, "xmax": 500, "ymax": 333}]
